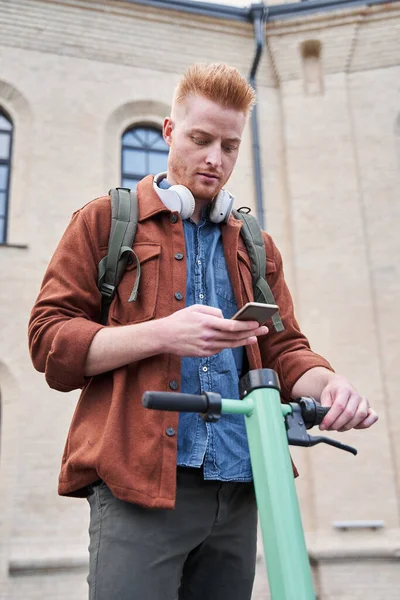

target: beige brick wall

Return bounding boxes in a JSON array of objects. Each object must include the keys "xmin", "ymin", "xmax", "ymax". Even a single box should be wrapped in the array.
[{"xmin": 0, "ymin": 1, "xmax": 399, "ymax": 598}]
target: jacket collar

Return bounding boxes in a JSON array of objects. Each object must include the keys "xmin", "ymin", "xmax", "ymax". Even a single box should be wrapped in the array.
[{"xmin": 136, "ymin": 175, "xmax": 171, "ymax": 222}]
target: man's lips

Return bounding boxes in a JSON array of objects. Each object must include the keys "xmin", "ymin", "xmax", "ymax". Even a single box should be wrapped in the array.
[{"xmin": 197, "ymin": 172, "xmax": 220, "ymax": 180}]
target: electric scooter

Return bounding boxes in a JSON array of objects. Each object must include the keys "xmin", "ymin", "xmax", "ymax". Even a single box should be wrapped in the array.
[{"xmin": 142, "ymin": 368, "xmax": 357, "ymax": 600}]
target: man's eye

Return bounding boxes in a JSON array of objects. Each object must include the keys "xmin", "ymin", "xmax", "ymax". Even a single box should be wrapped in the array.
[
  {"xmin": 223, "ymin": 146, "xmax": 236, "ymax": 153},
  {"xmin": 192, "ymin": 137, "xmax": 208, "ymax": 146}
]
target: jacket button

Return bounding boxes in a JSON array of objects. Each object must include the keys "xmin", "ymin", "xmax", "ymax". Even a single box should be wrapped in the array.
[
  {"xmin": 166, "ymin": 427, "xmax": 176, "ymax": 437},
  {"xmin": 170, "ymin": 214, "xmax": 178, "ymax": 223},
  {"xmin": 169, "ymin": 380, "xmax": 179, "ymax": 390},
  {"xmin": 174, "ymin": 292, "xmax": 183, "ymax": 301},
  {"xmin": 175, "ymin": 252, "xmax": 184, "ymax": 260}
]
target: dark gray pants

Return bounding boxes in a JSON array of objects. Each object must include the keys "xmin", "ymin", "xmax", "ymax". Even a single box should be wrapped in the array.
[{"xmin": 87, "ymin": 468, "xmax": 258, "ymax": 600}]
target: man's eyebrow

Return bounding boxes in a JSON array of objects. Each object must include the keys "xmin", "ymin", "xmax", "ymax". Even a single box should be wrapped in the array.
[
  {"xmin": 190, "ymin": 128, "xmax": 241, "ymax": 144},
  {"xmin": 223, "ymin": 136, "xmax": 241, "ymax": 144}
]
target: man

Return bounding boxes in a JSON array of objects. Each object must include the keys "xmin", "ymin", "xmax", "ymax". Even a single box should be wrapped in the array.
[{"xmin": 28, "ymin": 63, "xmax": 378, "ymax": 600}]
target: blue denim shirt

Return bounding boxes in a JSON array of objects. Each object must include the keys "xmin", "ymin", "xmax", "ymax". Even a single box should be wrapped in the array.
[
  {"xmin": 178, "ymin": 215, "xmax": 252, "ymax": 481},
  {"xmin": 158, "ymin": 178, "xmax": 251, "ymax": 480}
]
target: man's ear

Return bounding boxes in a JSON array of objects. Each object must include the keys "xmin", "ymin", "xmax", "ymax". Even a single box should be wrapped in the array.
[{"xmin": 163, "ymin": 117, "xmax": 174, "ymax": 147}]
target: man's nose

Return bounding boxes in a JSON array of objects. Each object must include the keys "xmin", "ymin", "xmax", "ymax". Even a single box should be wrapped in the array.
[{"xmin": 205, "ymin": 144, "xmax": 222, "ymax": 169}]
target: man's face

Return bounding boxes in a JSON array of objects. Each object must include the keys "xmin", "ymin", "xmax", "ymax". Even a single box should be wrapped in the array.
[{"xmin": 163, "ymin": 94, "xmax": 246, "ymax": 201}]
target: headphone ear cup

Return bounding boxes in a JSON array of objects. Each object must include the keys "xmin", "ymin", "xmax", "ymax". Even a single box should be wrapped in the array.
[
  {"xmin": 153, "ymin": 173, "xmax": 195, "ymax": 220},
  {"xmin": 169, "ymin": 185, "xmax": 195, "ymax": 220},
  {"xmin": 209, "ymin": 189, "xmax": 235, "ymax": 224}
]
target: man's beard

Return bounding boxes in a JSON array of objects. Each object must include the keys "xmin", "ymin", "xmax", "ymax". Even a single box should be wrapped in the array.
[{"xmin": 168, "ymin": 153, "xmax": 222, "ymax": 202}]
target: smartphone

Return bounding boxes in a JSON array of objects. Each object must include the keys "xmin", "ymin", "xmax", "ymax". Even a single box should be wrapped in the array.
[{"xmin": 232, "ymin": 302, "xmax": 279, "ymax": 325}]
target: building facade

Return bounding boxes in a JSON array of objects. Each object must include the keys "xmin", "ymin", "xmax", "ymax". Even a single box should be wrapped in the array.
[{"xmin": 0, "ymin": 0, "xmax": 399, "ymax": 598}]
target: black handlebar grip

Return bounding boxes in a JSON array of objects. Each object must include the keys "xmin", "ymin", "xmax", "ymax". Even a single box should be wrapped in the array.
[
  {"xmin": 142, "ymin": 391, "xmax": 208, "ymax": 413},
  {"xmin": 314, "ymin": 404, "xmax": 330, "ymax": 425},
  {"xmin": 298, "ymin": 397, "xmax": 330, "ymax": 429}
]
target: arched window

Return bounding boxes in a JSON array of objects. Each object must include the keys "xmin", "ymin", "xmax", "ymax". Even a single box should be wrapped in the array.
[
  {"xmin": 121, "ymin": 125, "xmax": 169, "ymax": 190},
  {"xmin": 0, "ymin": 110, "xmax": 13, "ymax": 243}
]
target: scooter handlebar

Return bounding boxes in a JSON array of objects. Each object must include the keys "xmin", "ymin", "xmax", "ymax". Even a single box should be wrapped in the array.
[
  {"xmin": 142, "ymin": 392, "xmax": 330, "ymax": 427},
  {"xmin": 142, "ymin": 391, "xmax": 208, "ymax": 413}
]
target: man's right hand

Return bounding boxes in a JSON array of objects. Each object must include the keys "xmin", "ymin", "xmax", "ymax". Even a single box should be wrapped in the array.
[
  {"xmin": 159, "ymin": 304, "xmax": 268, "ymax": 358},
  {"xmin": 85, "ymin": 304, "xmax": 268, "ymax": 377}
]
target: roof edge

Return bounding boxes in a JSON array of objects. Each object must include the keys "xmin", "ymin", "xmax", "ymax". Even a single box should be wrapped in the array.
[{"xmin": 116, "ymin": 0, "xmax": 399, "ymax": 22}]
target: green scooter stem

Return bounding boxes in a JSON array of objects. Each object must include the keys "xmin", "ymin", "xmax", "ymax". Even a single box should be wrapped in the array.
[
  {"xmin": 143, "ymin": 384, "xmax": 318, "ymax": 599},
  {"xmin": 221, "ymin": 390, "xmax": 316, "ymax": 600}
]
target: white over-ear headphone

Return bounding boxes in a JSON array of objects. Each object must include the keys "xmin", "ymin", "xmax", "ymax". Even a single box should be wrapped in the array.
[{"xmin": 153, "ymin": 172, "xmax": 235, "ymax": 224}]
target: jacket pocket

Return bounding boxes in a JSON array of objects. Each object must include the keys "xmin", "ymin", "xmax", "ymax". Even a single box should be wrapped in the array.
[{"xmin": 109, "ymin": 242, "xmax": 161, "ymax": 325}]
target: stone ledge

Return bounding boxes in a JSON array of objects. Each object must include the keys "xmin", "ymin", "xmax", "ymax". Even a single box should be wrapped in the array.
[
  {"xmin": 0, "ymin": 243, "xmax": 29, "ymax": 249},
  {"xmin": 10, "ymin": 542, "xmax": 400, "ymax": 577},
  {"xmin": 9, "ymin": 555, "xmax": 88, "ymax": 576},
  {"xmin": 307, "ymin": 537, "xmax": 400, "ymax": 561}
]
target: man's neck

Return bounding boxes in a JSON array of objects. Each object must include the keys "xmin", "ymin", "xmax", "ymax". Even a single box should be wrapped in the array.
[{"xmin": 191, "ymin": 199, "xmax": 210, "ymax": 224}]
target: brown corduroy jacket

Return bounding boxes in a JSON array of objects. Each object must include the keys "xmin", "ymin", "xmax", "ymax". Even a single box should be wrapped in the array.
[{"xmin": 28, "ymin": 175, "xmax": 333, "ymax": 509}]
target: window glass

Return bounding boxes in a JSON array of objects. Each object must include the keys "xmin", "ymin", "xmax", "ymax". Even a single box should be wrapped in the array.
[
  {"xmin": 0, "ymin": 133, "xmax": 10, "ymax": 160},
  {"xmin": 151, "ymin": 137, "xmax": 169, "ymax": 151},
  {"xmin": 121, "ymin": 177, "xmax": 140, "ymax": 191},
  {"xmin": 0, "ymin": 114, "xmax": 12, "ymax": 131},
  {"xmin": 149, "ymin": 152, "xmax": 169, "ymax": 175},
  {"xmin": 0, "ymin": 164, "xmax": 8, "ymax": 189},
  {"xmin": 122, "ymin": 131, "xmax": 144, "ymax": 148},
  {"xmin": 123, "ymin": 148, "xmax": 147, "ymax": 177},
  {"xmin": 0, "ymin": 191, "xmax": 5, "ymax": 215},
  {"xmin": 0, "ymin": 110, "xmax": 13, "ymax": 243}
]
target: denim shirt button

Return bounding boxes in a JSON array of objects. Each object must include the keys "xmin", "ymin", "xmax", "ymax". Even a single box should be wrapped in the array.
[
  {"xmin": 169, "ymin": 380, "xmax": 179, "ymax": 390},
  {"xmin": 166, "ymin": 427, "xmax": 176, "ymax": 437},
  {"xmin": 174, "ymin": 292, "xmax": 183, "ymax": 301}
]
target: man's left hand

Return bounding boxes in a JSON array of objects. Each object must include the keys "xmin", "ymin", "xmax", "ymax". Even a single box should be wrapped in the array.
[{"xmin": 319, "ymin": 375, "xmax": 378, "ymax": 432}]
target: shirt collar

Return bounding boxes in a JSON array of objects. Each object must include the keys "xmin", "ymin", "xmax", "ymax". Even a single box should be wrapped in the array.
[{"xmin": 158, "ymin": 176, "xmax": 171, "ymax": 190}]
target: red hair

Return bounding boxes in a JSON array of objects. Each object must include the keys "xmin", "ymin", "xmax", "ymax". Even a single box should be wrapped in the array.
[{"xmin": 174, "ymin": 63, "xmax": 256, "ymax": 116}]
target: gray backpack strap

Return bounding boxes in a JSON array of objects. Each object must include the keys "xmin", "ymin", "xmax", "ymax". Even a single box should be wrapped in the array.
[
  {"xmin": 98, "ymin": 188, "xmax": 139, "ymax": 325},
  {"xmin": 232, "ymin": 209, "xmax": 284, "ymax": 333}
]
